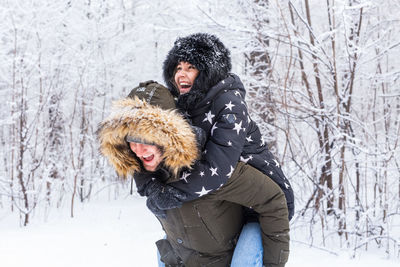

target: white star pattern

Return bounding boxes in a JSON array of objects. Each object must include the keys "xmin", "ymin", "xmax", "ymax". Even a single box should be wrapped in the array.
[
  {"xmin": 211, "ymin": 123, "xmax": 218, "ymax": 136},
  {"xmin": 210, "ymin": 167, "xmax": 218, "ymax": 176},
  {"xmin": 261, "ymin": 136, "xmax": 266, "ymax": 146},
  {"xmin": 225, "ymin": 101, "xmax": 235, "ymax": 111},
  {"xmin": 273, "ymin": 159, "xmax": 280, "ymax": 167},
  {"xmin": 195, "ymin": 186, "xmax": 212, "ymax": 197},
  {"xmin": 170, "ymin": 83, "xmax": 292, "ymax": 202},
  {"xmin": 180, "ymin": 171, "xmax": 191, "ymax": 183},
  {"xmin": 233, "ymin": 121, "xmax": 243, "ymax": 135},
  {"xmin": 203, "ymin": 111, "xmax": 215, "ymax": 124},
  {"xmin": 226, "ymin": 165, "xmax": 235, "ymax": 178},
  {"xmin": 222, "ymin": 80, "xmax": 225, "ymax": 84},
  {"xmin": 240, "ymin": 155, "xmax": 253, "ymax": 163}
]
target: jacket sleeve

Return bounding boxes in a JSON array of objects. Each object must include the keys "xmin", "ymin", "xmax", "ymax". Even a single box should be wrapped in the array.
[
  {"xmin": 167, "ymin": 90, "xmax": 250, "ymax": 201},
  {"xmin": 214, "ymin": 162, "xmax": 290, "ymax": 267}
]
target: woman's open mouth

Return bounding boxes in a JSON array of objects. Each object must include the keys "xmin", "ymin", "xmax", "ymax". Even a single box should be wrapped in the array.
[{"xmin": 179, "ymin": 82, "xmax": 192, "ymax": 94}]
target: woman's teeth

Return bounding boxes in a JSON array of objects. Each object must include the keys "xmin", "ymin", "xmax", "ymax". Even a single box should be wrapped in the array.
[{"xmin": 180, "ymin": 82, "xmax": 191, "ymax": 88}]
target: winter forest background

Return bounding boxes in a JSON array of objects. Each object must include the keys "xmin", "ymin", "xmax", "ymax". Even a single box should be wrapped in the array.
[{"xmin": 1, "ymin": 0, "xmax": 399, "ymax": 261}]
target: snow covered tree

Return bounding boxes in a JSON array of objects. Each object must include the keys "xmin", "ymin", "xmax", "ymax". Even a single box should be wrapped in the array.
[{"xmin": 0, "ymin": 0, "xmax": 398, "ymax": 257}]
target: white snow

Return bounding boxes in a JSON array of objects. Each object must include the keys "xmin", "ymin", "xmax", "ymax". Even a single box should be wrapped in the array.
[{"xmin": 0, "ymin": 195, "xmax": 398, "ymax": 267}]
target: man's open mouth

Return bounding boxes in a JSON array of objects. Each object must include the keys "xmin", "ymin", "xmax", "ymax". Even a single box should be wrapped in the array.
[{"xmin": 142, "ymin": 155, "xmax": 154, "ymax": 162}]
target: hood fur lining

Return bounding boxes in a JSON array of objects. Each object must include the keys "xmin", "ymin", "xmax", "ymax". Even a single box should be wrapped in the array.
[{"xmin": 98, "ymin": 97, "xmax": 199, "ymax": 178}]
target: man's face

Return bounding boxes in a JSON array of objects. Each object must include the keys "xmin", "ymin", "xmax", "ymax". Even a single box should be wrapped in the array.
[
  {"xmin": 129, "ymin": 142, "xmax": 163, "ymax": 172},
  {"xmin": 174, "ymin": 61, "xmax": 199, "ymax": 95}
]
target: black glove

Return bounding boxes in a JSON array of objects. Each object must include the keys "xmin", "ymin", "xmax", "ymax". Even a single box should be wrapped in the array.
[
  {"xmin": 133, "ymin": 168, "xmax": 170, "ymax": 196},
  {"xmin": 146, "ymin": 196, "xmax": 167, "ymax": 218},
  {"xmin": 145, "ymin": 180, "xmax": 188, "ymax": 218}
]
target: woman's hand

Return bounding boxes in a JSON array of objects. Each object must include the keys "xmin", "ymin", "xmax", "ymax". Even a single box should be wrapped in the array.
[{"xmin": 145, "ymin": 180, "xmax": 188, "ymax": 218}]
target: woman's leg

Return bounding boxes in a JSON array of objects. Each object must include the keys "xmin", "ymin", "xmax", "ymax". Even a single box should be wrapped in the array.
[{"xmin": 231, "ymin": 222, "xmax": 263, "ymax": 267}]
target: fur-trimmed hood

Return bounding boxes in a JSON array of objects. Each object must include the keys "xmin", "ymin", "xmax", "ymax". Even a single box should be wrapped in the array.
[
  {"xmin": 97, "ymin": 97, "xmax": 199, "ymax": 178},
  {"xmin": 163, "ymin": 33, "xmax": 232, "ymax": 110}
]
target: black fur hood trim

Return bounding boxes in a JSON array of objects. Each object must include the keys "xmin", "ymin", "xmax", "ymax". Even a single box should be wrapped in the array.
[{"xmin": 163, "ymin": 33, "xmax": 232, "ymax": 104}]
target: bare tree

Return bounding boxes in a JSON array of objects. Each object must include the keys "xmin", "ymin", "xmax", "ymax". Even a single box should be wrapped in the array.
[
  {"xmin": 1, "ymin": 0, "xmax": 398, "ymax": 257},
  {"xmin": 198, "ymin": 0, "xmax": 400, "ymax": 255}
]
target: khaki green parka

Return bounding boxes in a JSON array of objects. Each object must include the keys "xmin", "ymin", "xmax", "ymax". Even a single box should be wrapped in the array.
[
  {"xmin": 159, "ymin": 162, "xmax": 289, "ymax": 267},
  {"xmin": 98, "ymin": 93, "xmax": 290, "ymax": 267}
]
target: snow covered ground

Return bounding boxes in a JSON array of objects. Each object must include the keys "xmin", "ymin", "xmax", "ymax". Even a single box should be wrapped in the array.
[{"xmin": 1, "ymin": 195, "xmax": 398, "ymax": 267}]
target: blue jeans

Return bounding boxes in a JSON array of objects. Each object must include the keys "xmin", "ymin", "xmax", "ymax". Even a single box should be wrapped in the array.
[
  {"xmin": 157, "ymin": 222, "xmax": 263, "ymax": 266},
  {"xmin": 231, "ymin": 222, "xmax": 263, "ymax": 267}
]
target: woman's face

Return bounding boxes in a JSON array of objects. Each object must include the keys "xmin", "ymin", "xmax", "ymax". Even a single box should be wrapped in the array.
[
  {"xmin": 129, "ymin": 142, "xmax": 163, "ymax": 172},
  {"xmin": 174, "ymin": 61, "xmax": 199, "ymax": 95}
]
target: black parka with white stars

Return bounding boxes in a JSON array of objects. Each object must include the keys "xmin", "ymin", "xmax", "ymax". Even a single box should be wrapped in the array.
[{"xmin": 168, "ymin": 74, "xmax": 295, "ymax": 220}]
